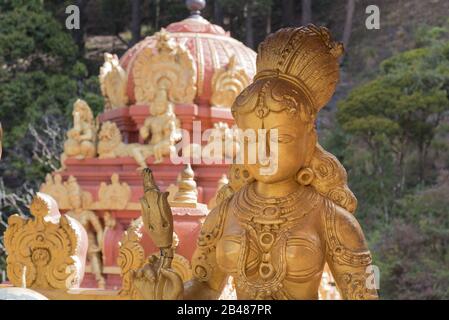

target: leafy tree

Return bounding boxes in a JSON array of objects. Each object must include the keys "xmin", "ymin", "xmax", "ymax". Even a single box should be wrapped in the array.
[
  {"xmin": 373, "ymin": 173, "xmax": 449, "ymax": 299},
  {"xmin": 337, "ymin": 30, "xmax": 449, "ymax": 220},
  {"xmin": 0, "ymin": 0, "xmax": 102, "ymax": 186},
  {"xmin": 0, "ymin": 0, "xmax": 103, "ymax": 274},
  {"xmin": 333, "ymin": 25, "xmax": 449, "ymax": 299}
]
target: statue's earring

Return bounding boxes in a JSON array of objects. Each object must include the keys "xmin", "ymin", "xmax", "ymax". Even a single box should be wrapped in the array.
[{"xmin": 296, "ymin": 167, "xmax": 314, "ymax": 185}]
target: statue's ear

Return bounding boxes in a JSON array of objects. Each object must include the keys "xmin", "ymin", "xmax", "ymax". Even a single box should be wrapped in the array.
[{"xmin": 305, "ymin": 130, "xmax": 318, "ymax": 165}]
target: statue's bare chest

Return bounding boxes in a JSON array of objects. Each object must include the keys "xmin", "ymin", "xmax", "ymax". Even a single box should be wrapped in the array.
[{"xmin": 215, "ymin": 186, "xmax": 325, "ymax": 299}]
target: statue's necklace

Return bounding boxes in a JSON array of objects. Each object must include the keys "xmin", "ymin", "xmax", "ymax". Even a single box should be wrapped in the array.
[
  {"xmin": 232, "ymin": 182, "xmax": 320, "ymax": 299},
  {"xmin": 233, "ymin": 182, "xmax": 318, "ymax": 227}
]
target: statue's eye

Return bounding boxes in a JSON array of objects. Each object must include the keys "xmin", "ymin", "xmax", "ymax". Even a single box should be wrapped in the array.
[{"xmin": 276, "ymin": 134, "xmax": 294, "ymax": 144}]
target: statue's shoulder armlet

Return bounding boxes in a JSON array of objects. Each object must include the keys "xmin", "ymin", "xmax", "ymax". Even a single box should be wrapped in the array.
[
  {"xmin": 198, "ymin": 196, "xmax": 230, "ymax": 246},
  {"xmin": 322, "ymin": 199, "xmax": 372, "ymax": 267},
  {"xmin": 191, "ymin": 197, "xmax": 230, "ymax": 282}
]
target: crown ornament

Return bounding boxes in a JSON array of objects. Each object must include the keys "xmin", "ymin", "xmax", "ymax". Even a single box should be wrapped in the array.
[{"xmin": 249, "ymin": 25, "xmax": 344, "ymax": 117}]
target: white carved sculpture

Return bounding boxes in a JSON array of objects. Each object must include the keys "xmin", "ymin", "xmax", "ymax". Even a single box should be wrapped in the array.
[
  {"xmin": 211, "ymin": 55, "xmax": 251, "ymax": 108},
  {"xmin": 138, "ymin": 84, "xmax": 183, "ymax": 164},
  {"xmin": 133, "ymin": 29, "xmax": 197, "ymax": 105},
  {"xmin": 98, "ymin": 173, "xmax": 132, "ymax": 210},
  {"xmin": 99, "ymin": 53, "xmax": 129, "ymax": 110}
]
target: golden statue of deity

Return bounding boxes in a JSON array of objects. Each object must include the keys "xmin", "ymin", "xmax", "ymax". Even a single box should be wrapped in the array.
[
  {"xmin": 132, "ymin": 25, "xmax": 378, "ymax": 300},
  {"xmin": 65, "ymin": 176, "xmax": 106, "ymax": 288}
]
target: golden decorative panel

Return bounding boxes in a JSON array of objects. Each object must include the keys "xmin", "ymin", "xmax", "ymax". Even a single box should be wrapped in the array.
[
  {"xmin": 211, "ymin": 55, "xmax": 251, "ymax": 108},
  {"xmin": 99, "ymin": 53, "xmax": 129, "ymax": 110},
  {"xmin": 133, "ymin": 29, "xmax": 197, "ymax": 105},
  {"xmin": 117, "ymin": 218, "xmax": 145, "ymax": 299},
  {"xmin": 4, "ymin": 193, "xmax": 86, "ymax": 290}
]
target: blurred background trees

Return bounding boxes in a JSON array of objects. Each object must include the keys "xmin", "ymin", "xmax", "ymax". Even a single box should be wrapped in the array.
[
  {"xmin": 1, "ymin": 0, "xmax": 449, "ymax": 298},
  {"xmin": 325, "ymin": 24, "xmax": 449, "ymax": 299}
]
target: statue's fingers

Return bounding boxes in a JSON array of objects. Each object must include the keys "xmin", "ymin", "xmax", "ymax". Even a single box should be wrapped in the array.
[
  {"xmin": 160, "ymin": 268, "xmax": 182, "ymax": 287},
  {"xmin": 134, "ymin": 269, "xmax": 143, "ymax": 279},
  {"xmin": 148, "ymin": 254, "xmax": 159, "ymax": 264},
  {"xmin": 144, "ymin": 266, "xmax": 156, "ymax": 281},
  {"xmin": 160, "ymin": 269, "xmax": 183, "ymax": 300}
]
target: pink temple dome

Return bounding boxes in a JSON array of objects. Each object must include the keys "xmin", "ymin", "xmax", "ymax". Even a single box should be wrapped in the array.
[{"xmin": 119, "ymin": 16, "xmax": 256, "ymax": 105}]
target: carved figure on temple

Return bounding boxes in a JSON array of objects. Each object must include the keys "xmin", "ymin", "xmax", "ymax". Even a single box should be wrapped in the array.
[
  {"xmin": 211, "ymin": 55, "xmax": 251, "ymax": 109},
  {"xmin": 39, "ymin": 174, "xmax": 71, "ymax": 209},
  {"xmin": 131, "ymin": 26, "xmax": 378, "ymax": 300},
  {"xmin": 61, "ymin": 99, "xmax": 97, "ymax": 166},
  {"xmin": 65, "ymin": 176, "xmax": 106, "ymax": 288},
  {"xmin": 99, "ymin": 53, "xmax": 129, "ymax": 110},
  {"xmin": 98, "ymin": 173, "xmax": 132, "ymax": 210},
  {"xmin": 139, "ymin": 85, "xmax": 182, "ymax": 164},
  {"xmin": 97, "ymin": 121, "xmax": 152, "ymax": 169},
  {"xmin": 132, "ymin": 29, "xmax": 197, "ymax": 105}
]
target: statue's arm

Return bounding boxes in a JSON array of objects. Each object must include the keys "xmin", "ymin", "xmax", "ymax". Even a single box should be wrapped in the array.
[
  {"xmin": 139, "ymin": 118, "xmax": 152, "ymax": 139},
  {"xmin": 79, "ymin": 126, "xmax": 94, "ymax": 141},
  {"xmin": 322, "ymin": 203, "xmax": 379, "ymax": 300},
  {"xmin": 183, "ymin": 200, "xmax": 230, "ymax": 300}
]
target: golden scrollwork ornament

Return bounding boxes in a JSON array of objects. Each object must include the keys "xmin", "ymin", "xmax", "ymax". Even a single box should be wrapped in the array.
[
  {"xmin": 99, "ymin": 53, "xmax": 129, "ymax": 110},
  {"xmin": 133, "ymin": 29, "xmax": 197, "ymax": 105},
  {"xmin": 211, "ymin": 55, "xmax": 251, "ymax": 109},
  {"xmin": 117, "ymin": 218, "xmax": 146, "ymax": 299},
  {"xmin": 4, "ymin": 193, "xmax": 87, "ymax": 290}
]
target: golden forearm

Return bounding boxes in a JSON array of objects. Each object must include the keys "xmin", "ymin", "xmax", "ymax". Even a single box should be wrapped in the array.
[{"xmin": 330, "ymin": 264, "xmax": 379, "ymax": 300}]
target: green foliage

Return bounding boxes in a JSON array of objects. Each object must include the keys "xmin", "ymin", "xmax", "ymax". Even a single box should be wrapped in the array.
[
  {"xmin": 0, "ymin": 2, "xmax": 77, "ymax": 66},
  {"xmin": 373, "ymin": 180, "xmax": 449, "ymax": 299},
  {"xmin": 0, "ymin": 1, "xmax": 104, "ymax": 273},
  {"xmin": 0, "ymin": 1, "xmax": 102, "ymax": 185},
  {"xmin": 337, "ymin": 33, "xmax": 449, "ymax": 205},
  {"xmin": 334, "ymin": 24, "xmax": 449, "ymax": 299}
]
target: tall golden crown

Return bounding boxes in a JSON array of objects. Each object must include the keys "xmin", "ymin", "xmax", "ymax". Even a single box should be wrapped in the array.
[{"xmin": 255, "ymin": 25, "xmax": 344, "ymax": 112}]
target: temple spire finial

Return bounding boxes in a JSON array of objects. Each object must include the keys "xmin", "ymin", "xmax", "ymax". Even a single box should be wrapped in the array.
[{"xmin": 186, "ymin": 0, "xmax": 206, "ymax": 19}]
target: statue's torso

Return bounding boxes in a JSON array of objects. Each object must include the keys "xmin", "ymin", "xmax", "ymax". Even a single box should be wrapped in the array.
[
  {"xmin": 215, "ymin": 183, "xmax": 326, "ymax": 300},
  {"xmin": 148, "ymin": 114, "xmax": 173, "ymax": 144}
]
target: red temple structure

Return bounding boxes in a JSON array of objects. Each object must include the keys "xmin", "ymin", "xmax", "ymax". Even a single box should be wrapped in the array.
[{"xmin": 40, "ymin": 5, "xmax": 256, "ymax": 289}]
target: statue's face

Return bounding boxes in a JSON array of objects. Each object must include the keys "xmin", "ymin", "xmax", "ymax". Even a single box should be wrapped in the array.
[
  {"xmin": 234, "ymin": 79, "xmax": 316, "ymax": 184},
  {"xmin": 151, "ymin": 101, "xmax": 166, "ymax": 115},
  {"xmin": 151, "ymin": 90, "xmax": 169, "ymax": 115},
  {"xmin": 111, "ymin": 174, "xmax": 119, "ymax": 184}
]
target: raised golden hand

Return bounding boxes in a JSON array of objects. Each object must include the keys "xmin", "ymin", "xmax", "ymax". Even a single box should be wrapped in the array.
[
  {"xmin": 134, "ymin": 168, "xmax": 183, "ymax": 300},
  {"xmin": 140, "ymin": 168, "xmax": 173, "ymax": 248},
  {"xmin": 133, "ymin": 254, "xmax": 183, "ymax": 300}
]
